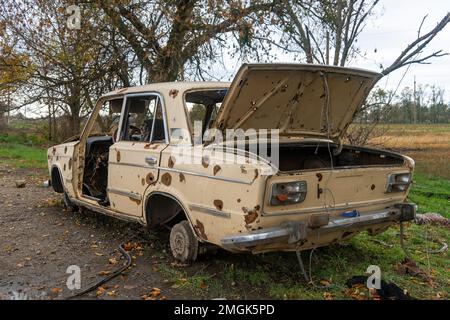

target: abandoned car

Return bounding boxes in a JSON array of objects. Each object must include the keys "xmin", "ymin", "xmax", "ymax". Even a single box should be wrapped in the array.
[{"xmin": 47, "ymin": 63, "xmax": 416, "ymax": 262}]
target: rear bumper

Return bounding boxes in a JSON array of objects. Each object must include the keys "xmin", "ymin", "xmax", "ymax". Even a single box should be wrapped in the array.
[{"xmin": 221, "ymin": 203, "xmax": 416, "ymax": 251}]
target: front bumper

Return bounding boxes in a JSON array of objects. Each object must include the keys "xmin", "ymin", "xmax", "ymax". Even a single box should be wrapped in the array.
[{"xmin": 221, "ymin": 203, "xmax": 417, "ymax": 251}]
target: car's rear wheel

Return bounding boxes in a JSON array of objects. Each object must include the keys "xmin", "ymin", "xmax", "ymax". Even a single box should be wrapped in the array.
[{"xmin": 169, "ymin": 220, "xmax": 198, "ymax": 263}]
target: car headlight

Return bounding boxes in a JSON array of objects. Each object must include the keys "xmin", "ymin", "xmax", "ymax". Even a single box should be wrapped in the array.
[
  {"xmin": 386, "ymin": 172, "xmax": 411, "ymax": 193},
  {"xmin": 270, "ymin": 181, "xmax": 307, "ymax": 205}
]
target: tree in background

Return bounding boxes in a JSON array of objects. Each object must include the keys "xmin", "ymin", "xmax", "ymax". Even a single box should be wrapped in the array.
[
  {"xmin": 97, "ymin": 0, "xmax": 278, "ymax": 82},
  {"xmin": 0, "ymin": 1, "xmax": 449, "ymax": 143}
]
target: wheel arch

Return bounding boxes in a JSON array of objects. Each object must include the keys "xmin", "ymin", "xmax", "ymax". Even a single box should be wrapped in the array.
[
  {"xmin": 50, "ymin": 165, "xmax": 64, "ymax": 193},
  {"xmin": 144, "ymin": 191, "xmax": 201, "ymax": 239}
]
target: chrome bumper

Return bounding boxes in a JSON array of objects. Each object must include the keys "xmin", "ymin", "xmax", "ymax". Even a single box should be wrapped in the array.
[{"xmin": 221, "ymin": 203, "xmax": 416, "ymax": 251}]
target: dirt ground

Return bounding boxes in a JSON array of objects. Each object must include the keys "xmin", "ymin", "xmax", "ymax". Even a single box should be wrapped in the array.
[{"xmin": 0, "ymin": 164, "xmax": 222, "ymax": 300}]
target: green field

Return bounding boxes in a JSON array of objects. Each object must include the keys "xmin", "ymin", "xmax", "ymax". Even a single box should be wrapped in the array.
[{"xmin": 0, "ymin": 133, "xmax": 47, "ymax": 169}]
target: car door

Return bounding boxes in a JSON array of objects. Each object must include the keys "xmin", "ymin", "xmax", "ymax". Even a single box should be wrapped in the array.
[{"xmin": 107, "ymin": 93, "xmax": 168, "ymax": 218}]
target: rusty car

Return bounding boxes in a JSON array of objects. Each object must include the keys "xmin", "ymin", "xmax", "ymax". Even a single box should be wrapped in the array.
[{"xmin": 47, "ymin": 63, "xmax": 416, "ymax": 262}]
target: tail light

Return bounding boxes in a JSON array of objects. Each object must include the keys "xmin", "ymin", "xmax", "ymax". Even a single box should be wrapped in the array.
[
  {"xmin": 386, "ymin": 172, "xmax": 411, "ymax": 193},
  {"xmin": 270, "ymin": 181, "xmax": 307, "ymax": 205}
]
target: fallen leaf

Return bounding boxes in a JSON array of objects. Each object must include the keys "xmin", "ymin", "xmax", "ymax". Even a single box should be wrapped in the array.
[
  {"xmin": 107, "ymin": 290, "xmax": 117, "ymax": 297},
  {"xmin": 96, "ymin": 286, "xmax": 106, "ymax": 296},
  {"xmin": 99, "ymin": 270, "xmax": 111, "ymax": 276},
  {"xmin": 150, "ymin": 287, "xmax": 161, "ymax": 297},
  {"xmin": 323, "ymin": 292, "xmax": 333, "ymax": 300},
  {"xmin": 320, "ymin": 279, "xmax": 331, "ymax": 286},
  {"xmin": 108, "ymin": 258, "xmax": 118, "ymax": 265},
  {"xmin": 94, "ymin": 252, "xmax": 104, "ymax": 256},
  {"xmin": 123, "ymin": 242, "xmax": 133, "ymax": 251},
  {"xmin": 51, "ymin": 287, "xmax": 62, "ymax": 294},
  {"xmin": 199, "ymin": 282, "xmax": 207, "ymax": 289}
]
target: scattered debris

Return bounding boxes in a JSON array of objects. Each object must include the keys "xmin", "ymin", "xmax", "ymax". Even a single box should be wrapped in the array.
[
  {"xmin": 415, "ymin": 213, "xmax": 450, "ymax": 228},
  {"xmin": 395, "ymin": 258, "xmax": 429, "ymax": 279},
  {"xmin": 15, "ymin": 180, "xmax": 26, "ymax": 188},
  {"xmin": 370, "ymin": 239, "xmax": 394, "ymax": 247}
]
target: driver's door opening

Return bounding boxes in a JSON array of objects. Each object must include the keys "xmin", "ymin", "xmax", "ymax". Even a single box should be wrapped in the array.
[
  {"xmin": 82, "ymin": 98, "xmax": 122, "ymax": 201},
  {"xmin": 82, "ymin": 94, "xmax": 165, "ymax": 208}
]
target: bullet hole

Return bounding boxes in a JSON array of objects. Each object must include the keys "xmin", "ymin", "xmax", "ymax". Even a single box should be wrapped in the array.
[
  {"xmin": 168, "ymin": 156, "xmax": 175, "ymax": 168},
  {"xmin": 161, "ymin": 173, "xmax": 172, "ymax": 186},
  {"xmin": 146, "ymin": 172, "xmax": 155, "ymax": 184},
  {"xmin": 213, "ymin": 199, "xmax": 223, "ymax": 210},
  {"xmin": 316, "ymin": 173, "xmax": 323, "ymax": 182},
  {"xmin": 202, "ymin": 156, "xmax": 210, "ymax": 168},
  {"xmin": 195, "ymin": 220, "xmax": 207, "ymax": 240}
]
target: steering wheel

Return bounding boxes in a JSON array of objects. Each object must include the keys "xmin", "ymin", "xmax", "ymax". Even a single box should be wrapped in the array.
[{"xmin": 111, "ymin": 125, "xmax": 143, "ymax": 143}]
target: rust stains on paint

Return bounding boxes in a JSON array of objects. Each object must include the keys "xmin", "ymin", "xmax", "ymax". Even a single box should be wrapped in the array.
[
  {"xmin": 371, "ymin": 184, "xmax": 376, "ymax": 190},
  {"xmin": 213, "ymin": 199, "xmax": 223, "ymax": 211},
  {"xmin": 141, "ymin": 178, "xmax": 146, "ymax": 186},
  {"xmin": 169, "ymin": 89, "xmax": 179, "ymax": 98},
  {"xmin": 316, "ymin": 173, "xmax": 323, "ymax": 182},
  {"xmin": 144, "ymin": 143, "xmax": 151, "ymax": 149},
  {"xmin": 243, "ymin": 205, "xmax": 260, "ymax": 226},
  {"xmin": 213, "ymin": 165, "xmax": 221, "ymax": 176},
  {"xmin": 195, "ymin": 219, "xmax": 207, "ymax": 240},
  {"xmin": 146, "ymin": 172, "xmax": 155, "ymax": 184},
  {"xmin": 64, "ymin": 146, "xmax": 67, "ymax": 154},
  {"xmin": 116, "ymin": 150, "xmax": 121, "ymax": 162},
  {"xmin": 68, "ymin": 158, "xmax": 72, "ymax": 170},
  {"xmin": 179, "ymin": 173, "xmax": 186, "ymax": 183},
  {"xmin": 161, "ymin": 173, "xmax": 172, "ymax": 186},
  {"xmin": 168, "ymin": 156, "xmax": 175, "ymax": 168},
  {"xmin": 201, "ymin": 156, "xmax": 210, "ymax": 168},
  {"xmin": 52, "ymin": 147, "xmax": 56, "ymax": 155}
]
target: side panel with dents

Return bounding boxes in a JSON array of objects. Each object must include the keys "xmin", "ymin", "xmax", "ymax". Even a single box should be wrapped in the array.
[
  {"xmin": 142, "ymin": 147, "xmax": 267, "ymax": 245},
  {"xmin": 47, "ymin": 142, "xmax": 78, "ymax": 197},
  {"xmin": 107, "ymin": 141, "xmax": 165, "ymax": 218}
]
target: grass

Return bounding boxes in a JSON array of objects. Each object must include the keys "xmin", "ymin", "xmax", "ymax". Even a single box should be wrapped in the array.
[
  {"xmin": 0, "ymin": 133, "xmax": 47, "ymax": 169},
  {"xmin": 160, "ymin": 223, "xmax": 449, "ymax": 300},
  {"xmin": 409, "ymin": 171, "xmax": 450, "ymax": 218}
]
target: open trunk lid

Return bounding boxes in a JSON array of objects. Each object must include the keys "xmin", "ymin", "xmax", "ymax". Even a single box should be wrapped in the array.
[{"xmin": 212, "ymin": 63, "xmax": 381, "ymax": 140}]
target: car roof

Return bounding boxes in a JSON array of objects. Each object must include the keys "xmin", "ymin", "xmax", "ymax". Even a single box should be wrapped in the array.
[{"xmin": 101, "ymin": 81, "xmax": 231, "ymax": 99}]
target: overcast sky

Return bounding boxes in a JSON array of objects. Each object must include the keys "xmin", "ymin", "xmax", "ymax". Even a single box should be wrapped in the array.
[
  {"xmin": 356, "ymin": 0, "xmax": 450, "ymax": 100},
  {"xmin": 218, "ymin": 0, "xmax": 450, "ymax": 101}
]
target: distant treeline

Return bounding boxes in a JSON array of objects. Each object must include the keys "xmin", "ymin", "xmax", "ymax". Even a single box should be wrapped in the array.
[{"xmin": 356, "ymin": 85, "xmax": 450, "ymax": 124}]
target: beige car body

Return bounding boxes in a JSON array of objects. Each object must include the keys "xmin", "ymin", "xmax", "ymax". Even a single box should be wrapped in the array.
[{"xmin": 47, "ymin": 64, "xmax": 416, "ymax": 256}]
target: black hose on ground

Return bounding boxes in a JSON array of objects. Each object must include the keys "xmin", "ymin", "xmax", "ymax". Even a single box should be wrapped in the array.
[{"xmin": 65, "ymin": 244, "xmax": 132, "ymax": 300}]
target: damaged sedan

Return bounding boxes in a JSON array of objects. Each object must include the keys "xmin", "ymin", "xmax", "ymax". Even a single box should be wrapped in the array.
[{"xmin": 47, "ymin": 63, "xmax": 416, "ymax": 262}]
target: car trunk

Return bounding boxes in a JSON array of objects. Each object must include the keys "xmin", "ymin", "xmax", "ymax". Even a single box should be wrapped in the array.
[
  {"xmin": 258, "ymin": 140, "xmax": 409, "ymax": 217},
  {"xmin": 275, "ymin": 141, "xmax": 404, "ymax": 172}
]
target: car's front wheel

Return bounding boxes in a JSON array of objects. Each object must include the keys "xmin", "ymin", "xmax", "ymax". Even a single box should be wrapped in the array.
[{"xmin": 169, "ymin": 220, "xmax": 198, "ymax": 263}]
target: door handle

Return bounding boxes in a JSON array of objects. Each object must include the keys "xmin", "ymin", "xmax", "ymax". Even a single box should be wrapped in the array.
[{"xmin": 145, "ymin": 156, "xmax": 158, "ymax": 165}]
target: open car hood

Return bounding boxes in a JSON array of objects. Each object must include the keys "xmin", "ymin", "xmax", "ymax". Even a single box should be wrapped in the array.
[{"xmin": 212, "ymin": 64, "xmax": 381, "ymax": 140}]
